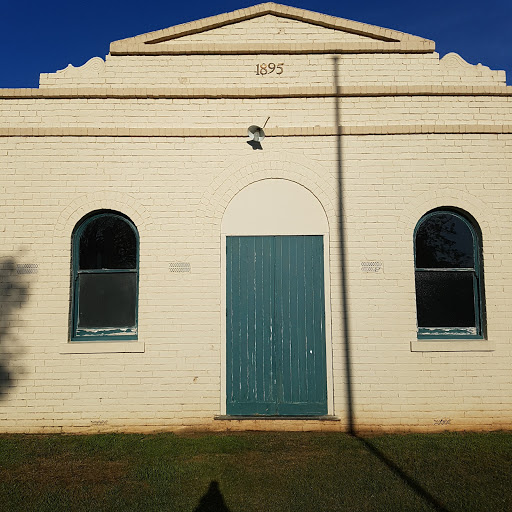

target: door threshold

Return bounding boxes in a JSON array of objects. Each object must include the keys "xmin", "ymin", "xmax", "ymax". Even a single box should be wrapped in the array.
[{"xmin": 215, "ymin": 415, "xmax": 340, "ymax": 421}]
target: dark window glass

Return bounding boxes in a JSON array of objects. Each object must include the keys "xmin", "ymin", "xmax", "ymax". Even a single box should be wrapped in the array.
[
  {"xmin": 415, "ymin": 271, "xmax": 476, "ymax": 327},
  {"xmin": 78, "ymin": 273, "xmax": 137, "ymax": 328},
  {"xmin": 415, "ymin": 213, "xmax": 474, "ymax": 269},
  {"xmin": 72, "ymin": 212, "xmax": 138, "ymax": 340},
  {"xmin": 79, "ymin": 216, "xmax": 136, "ymax": 270}
]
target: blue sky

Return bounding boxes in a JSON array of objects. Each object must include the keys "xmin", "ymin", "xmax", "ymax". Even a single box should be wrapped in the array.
[{"xmin": 1, "ymin": 0, "xmax": 510, "ymax": 88}]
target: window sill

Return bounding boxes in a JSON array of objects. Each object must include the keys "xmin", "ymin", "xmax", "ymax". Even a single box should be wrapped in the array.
[
  {"xmin": 215, "ymin": 415, "xmax": 340, "ymax": 421},
  {"xmin": 60, "ymin": 340, "xmax": 145, "ymax": 354},
  {"xmin": 410, "ymin": 339, "xmax": 494, "ymax": 352}
]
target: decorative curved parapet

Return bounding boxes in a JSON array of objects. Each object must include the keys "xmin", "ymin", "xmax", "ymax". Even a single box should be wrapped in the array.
[
  {"xmin": 441, "ymin": 52, "xmax": 471, "ymax": 69},
  {"xmin": 55, "ymin": 57, "xmax": 105, "ymax": 77},
  {"xmin": 438, "ymin": 52, "xmax": 505, "ymax": 85},
  {"xmin": 39, "ymin": 57, "xmax": 106, "ymax": 87},
  {"xmin": 440, "ymin": 52, "xmax": 493, "ymax": 73}
]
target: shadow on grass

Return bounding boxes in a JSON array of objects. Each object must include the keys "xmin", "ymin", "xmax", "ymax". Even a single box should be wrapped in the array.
[
  {"xmin": 356, "ymin": 436, "xmax": 451, "ymax": 512},
  {"xmin": 194, "ymin": 480, "xmax": 231, "ymax": 512}
]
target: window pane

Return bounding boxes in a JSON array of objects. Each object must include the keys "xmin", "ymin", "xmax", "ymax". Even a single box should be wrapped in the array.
[
  {"xmin": 78, "ymin": 273, "xmax": 136, "ymax": 328},
  {"xmin": 416, "ymin": 213, "xmax": 474, "ymax": 269},
  {"xmin": 415, "ymin": 271, "xmax": 476, "ymax": 328},
  {"xmin": 79, "ymin": 216, "xmax": 136, "ymax": 270}
]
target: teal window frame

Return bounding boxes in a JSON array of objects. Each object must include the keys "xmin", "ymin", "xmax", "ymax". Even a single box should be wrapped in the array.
[
  {"xmin": 71, "ymin": 211, "xmax": 139, "ymax": 342},
  {"xmin": 414, "ymin": 209, "xmax": 484, "ymax": 340}
]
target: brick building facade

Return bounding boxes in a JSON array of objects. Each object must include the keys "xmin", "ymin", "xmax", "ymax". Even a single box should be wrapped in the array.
[{"xmin": 1, "ymin": 3, "xmax": 511, "ymax": 432}]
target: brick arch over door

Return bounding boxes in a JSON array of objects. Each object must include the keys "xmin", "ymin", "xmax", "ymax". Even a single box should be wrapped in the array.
[{"xmin": 196, "ymin": 151, "xmax": 337, "ymax": 241}]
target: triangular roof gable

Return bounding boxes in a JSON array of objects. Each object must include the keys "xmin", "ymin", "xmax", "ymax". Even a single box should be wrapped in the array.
[{"xmin": 110, "ymin": 3, "xmax": 434, "ymax": 54}]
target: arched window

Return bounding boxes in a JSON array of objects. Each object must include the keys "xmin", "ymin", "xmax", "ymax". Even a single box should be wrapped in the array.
[
  {"xmin": 414, "ymin": 209, "xmax": 484, "ymax": 339},
  {"xmin": 72, "ymin": 211, "xmax": 138, "ymax": 341}
]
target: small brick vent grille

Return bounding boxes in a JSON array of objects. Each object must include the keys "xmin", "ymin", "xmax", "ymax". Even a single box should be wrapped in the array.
[
  {"xmin": 169, "ymin": 262, "xmax": 191, "ymax": 273},
  {"xmin": 16, "ymin": 264, "xmax": 39, "ymax": 274},
  {"xmin": 361, "ymin": 261, "xmax": 383, "ymax": 273}
]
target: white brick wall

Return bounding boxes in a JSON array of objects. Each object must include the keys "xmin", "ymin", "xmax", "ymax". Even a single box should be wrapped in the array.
[
  {"xmin": 1, "ymin": 134, "xmax": 511, "ymax": 432},
  {"xmin": 2, "ymin": 97, "xmax": 511, "ymax": 130}
]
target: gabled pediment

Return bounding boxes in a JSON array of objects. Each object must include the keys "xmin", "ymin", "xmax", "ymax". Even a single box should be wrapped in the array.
[{"xmin": 110, "ymin": 3, "xmax": 434, "ymax": 55}]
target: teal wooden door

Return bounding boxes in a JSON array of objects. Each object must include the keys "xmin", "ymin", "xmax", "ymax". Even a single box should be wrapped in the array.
[{"xmin": 226, "ymin": 235, "xmax": 327, "ymax": 416}]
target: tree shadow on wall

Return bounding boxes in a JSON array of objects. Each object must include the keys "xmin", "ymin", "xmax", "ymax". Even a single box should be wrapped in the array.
[{"xmin": 0, "ymin": 254, "xmax": 30, "ymax": 400}]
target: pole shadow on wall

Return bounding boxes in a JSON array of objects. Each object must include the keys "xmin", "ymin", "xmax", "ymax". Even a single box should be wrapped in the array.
[
  {"xmin": 0, "ymin": 252, "xmax": 30, "ymax": 400},
  {"xmin": 333, "ymin": 55, "xmax": 355, "ymax": 436},
  {"xmin": 333, "ymin": 57, "xmax": 450, "ymax": 512}
]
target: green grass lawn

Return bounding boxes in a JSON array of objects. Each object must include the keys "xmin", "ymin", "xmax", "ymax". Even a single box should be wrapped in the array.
[{"xmin": 0, "ymin": 431, "xmax": 511, "ymax": 511}]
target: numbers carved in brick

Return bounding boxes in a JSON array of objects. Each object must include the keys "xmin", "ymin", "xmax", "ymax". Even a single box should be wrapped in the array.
[{"xmin": 256, "ymin": 63, "xmax": 284, "ymax": 76}]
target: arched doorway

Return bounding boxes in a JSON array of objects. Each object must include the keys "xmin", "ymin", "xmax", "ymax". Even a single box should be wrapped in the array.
[{"xmin": 221, "ymin": 179, "xmax": 331, "ymax": 416}]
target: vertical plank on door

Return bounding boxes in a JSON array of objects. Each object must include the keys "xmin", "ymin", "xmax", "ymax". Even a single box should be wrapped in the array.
[
  {"xmin": 275, "ymin": 236, "xmax": 327, "ymax": 415},
  {"xmin": 226, "ymin": 236, "xmax": 275, "ymax": 415}
]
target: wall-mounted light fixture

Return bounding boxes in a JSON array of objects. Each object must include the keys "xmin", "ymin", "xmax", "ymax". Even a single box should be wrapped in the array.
[
  {"xmin": 247, "ymin": 117, "xmax": 269, "ymax": 150},
  {"xmin": 247, "ymin": 125, "xmax": 266, "ymax": 142}
]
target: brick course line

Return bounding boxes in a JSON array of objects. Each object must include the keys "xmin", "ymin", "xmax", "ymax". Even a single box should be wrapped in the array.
[
  {"xmin": 109, "ymin": 42, "xmax": 434, "ymax": 55},
  {"xmin": 2, "ymin": 85, "xmax": 511, "ymax": 99},
  {"xmin": 0, "ymin": 125, "xmax": 511, "ymax": 138}
]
